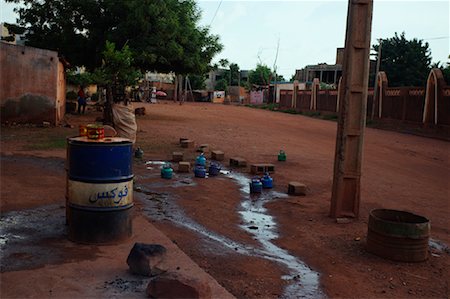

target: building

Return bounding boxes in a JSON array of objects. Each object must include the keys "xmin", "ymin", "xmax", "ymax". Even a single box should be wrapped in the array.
[
  {"xmin": 205, "ymin": 69, "xmax": 250, "ymax": 92},
  {"xmin": 295, "ymin": 64, "xmax": 342, "ymax": 85},
  {"xmin": 0, "ymin": 42, "xmax": 67, "ymax": 124},
  {"xmin": 294, "ymin": 48, "xmax": 344, "ymax": 85},
  {"xmin": 0, "ymin": 23, "xmax": 26, "ymax": 45}
]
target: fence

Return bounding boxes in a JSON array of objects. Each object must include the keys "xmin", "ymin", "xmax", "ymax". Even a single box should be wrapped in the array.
[{"xmin": 278, "ymin": 69, "xmax": 450, "ymax": 128}]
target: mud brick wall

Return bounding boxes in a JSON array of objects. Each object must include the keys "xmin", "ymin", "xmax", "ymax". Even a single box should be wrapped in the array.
[
  {"xmin": 316, "ymin": 90, "xmax": 338, "ymax": 112},
  {"xmin": 279, "ymin": 90, "xmax": 292, "ymax": 108},
  {"xmin": 0, "ymin": 43, "xmax": 66, "ymax": 124},
  {"xmin": 438, "ymin": 88, "xmax": 450, "ymax": 125}
]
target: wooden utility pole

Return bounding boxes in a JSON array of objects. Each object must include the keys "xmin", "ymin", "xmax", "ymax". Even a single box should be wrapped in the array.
[{"xmin": 330, "ymin": 0, "xmax": 373, "ymax": 219}]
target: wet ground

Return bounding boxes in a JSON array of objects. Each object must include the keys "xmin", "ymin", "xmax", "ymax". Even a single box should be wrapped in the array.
[{"xmin": 1, "ymin": 102, "xmax": 449, "ymax": 298}]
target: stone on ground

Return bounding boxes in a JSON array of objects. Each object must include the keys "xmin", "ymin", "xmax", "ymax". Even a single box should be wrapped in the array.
[{"xmin": 127, "ymin": 243, "xmax": 167, "ymax": 276}]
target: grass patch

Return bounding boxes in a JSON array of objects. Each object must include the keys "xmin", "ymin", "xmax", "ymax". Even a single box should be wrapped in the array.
[
  {"xmin": 280, "ymin": 109, "xmax": 300, "ymax": 114},
  {"xmin": 321, "ymin": 114, "xmax": 338, "ymax": 121},
  {"xmin": 26, "ymin": 136, "xmax": 67, "ymax": 150},
  {"xmin": 245, "ymin": 103, "xmax": 279, "ymax": 111},
  {"xmin": 302, "ymin": 111, "xmax": 321, "ymax": 117}
]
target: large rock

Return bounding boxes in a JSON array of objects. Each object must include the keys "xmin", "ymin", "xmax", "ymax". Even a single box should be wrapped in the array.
[
  {"xmin": 146, "ymin": 273, "xmax": 211, "ymax": 299},
  {"xmin": 126, "ymin": 243, "xmax": 167, "ymax": 276}
]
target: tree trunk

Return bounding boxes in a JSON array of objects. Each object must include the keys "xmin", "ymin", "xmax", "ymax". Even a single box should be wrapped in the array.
[{"xmin": 103, "ymin": 84, "xmax": 114, "ymax": 126}]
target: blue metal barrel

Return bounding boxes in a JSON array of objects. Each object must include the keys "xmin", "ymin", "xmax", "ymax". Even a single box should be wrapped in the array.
[{"xmin": 66, "ymin": 137, "xmax": 134, "ymax": 244}]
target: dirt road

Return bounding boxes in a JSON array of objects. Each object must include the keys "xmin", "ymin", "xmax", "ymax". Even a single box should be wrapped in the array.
[{"xmin": 1, "ymin": 101, "xmax": 449, "ymax": 298}]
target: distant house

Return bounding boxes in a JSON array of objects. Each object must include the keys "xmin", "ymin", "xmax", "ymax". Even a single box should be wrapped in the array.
[
  {"xmin": 205, "ymin": 69, "xmax": 250, "ymax": 92},
  {"xmin": 0, "ymin": 22, "xmax": 26, "ymax": 45},
  {"xmin": 0, "ymin": 42, "xmax": 67, "ymax": 125},
  {"xmin": 294, "ymin": 48, "xmax": 344, "ymax": 86}
]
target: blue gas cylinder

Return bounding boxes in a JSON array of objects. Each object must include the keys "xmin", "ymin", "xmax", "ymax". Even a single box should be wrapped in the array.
[
  {"xmin": 208, "ymin": 163, "xmax": 221, "ymax": 176},
  {"xmin": 194, "ymin": 166, "xmax": 207, "ymax": 178},
  {"xmin": 195, "ymin": 153, "xmax": 206, "ymax": 167},
  {"xmin": 261, "ymin": 173, "xmax": 273, "ymax": 189},
  {"xmin": 161, "ymin": 163, "xmax": 173, "ymax": 179},
  {"xmin": 249, "ymin": 178, "xmax": 263, "ymax": 193}
]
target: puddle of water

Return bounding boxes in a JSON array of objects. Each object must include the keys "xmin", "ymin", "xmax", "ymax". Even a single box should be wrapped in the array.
[
  {"xmin": 145, "ymin": 161, "xmax": 167, "ymax": 166},
  {"xmin": 226, "ymin": 170, "xmax": 323, "ymax": 298},
  {"xmin": 136, "ymin": 168, "xmax": 324, "ymax": 298},
  {"xmin": 0, "ymin": 205, "xmax": 68, "ymax": 272}
]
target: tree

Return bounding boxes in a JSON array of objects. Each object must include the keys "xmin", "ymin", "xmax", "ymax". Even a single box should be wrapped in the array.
[
  {"xmin": 275, "ymin": 74, "xmax": 285, "ymax": 82},
  {"xmin": 1, "ymin": 22, "xmax": 26, "ymax": 42},
  {"xmin": 214, "ymin": 78, "xmax": 228, "ymax": 92},
  {"xmin": 248, "ymin": 64, "xmax": 272, "ymax": 86},
  {"xmin": 189, "ymin": 74, "xmax": 206, "ymax": 90},
  {"xmin": 8, "ymin": 0, "xmax": 222, "ymax": 74},
  {"xmin": 372, "ymin": 32, "xmax": 431, "ymax": 87},
  {"xmin": 444, "ymin": 55, "xmax": 450, "ymax": 85},
  {"xmin": 93, "ymin": 41, "xmax": 142, "ymax": 123},
  {"xmin": 229, "ymin": 63, "xmax": 240, "ymax": 86},
  {"xmin": 289, "ymin": 74, "xmax": 297, "ymax": 82}
]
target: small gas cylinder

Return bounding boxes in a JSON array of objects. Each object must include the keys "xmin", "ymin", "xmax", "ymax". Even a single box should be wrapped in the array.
[
  {"xmin": 261, "ymin": 173, "xmax": 273, "ymax": 189},
  {"xmin": 195, "ymin": 153, "xmax": 206, "ymax": 167},
  {"xmin": 194, "ymin": 166, "xmax": 206, "ymax": 178},
  {"xmin": 278, "ymin": 150, "xmax": 286, "ymax": 161},
  {"xmin": 161, "ymin": 163, "xmax": 173, "ymax": 179},
  {"xmin": 208, "ymin": 163, "xmax": 221, "ymax": 176},
  {"xmin": 249, "ymin": 178, "xmax": 263, "ymax": 193},
  {"xmin": 134, "ymin": 147, "xmax": 144, "ymax": 159}
]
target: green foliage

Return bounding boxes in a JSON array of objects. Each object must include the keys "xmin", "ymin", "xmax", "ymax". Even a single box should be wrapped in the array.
[
  {"xmin": 275, "ymin": 74, "xmax": 286, "ymax": 82},
  {"xmin": 218, "ymin": 59, "xmax": 229, "ymax": 68},
  {"xmin": 66, "ymin": 71, "xmax": 95, "ymax": 86},
  {"xmin": 1, "ymin": 22, "xmax": 26, "ymax": 42},
  {"xmin": 372, "ymin": 32, "xmax": 431, "ymax": 87},
  {"xmin": 8, "ymin": 0, "xmax": 222, "ymax": 74},
  {"xmin": 440, "ymin": 54, "xmax": 450, "ymax": 85},
  {"xmin": 215, "ymin": 78, "xmax": 228, "ymax": 91},
  {"xmin": 319, "ymin": 82, "xmax": 335, "ymax": 90},
  {"xmin": 93, "ymin": 41, "xmax": 141, "ymax": 87},
  {"xmin": 189, "ymin": 74, "xmax": 206, "ymax": 90},
  {"xmin": 229, "ymin": 63, "xmax": 240, "ymax": 86},
  {"xmin": 248, "ymin": 64, "xmax": 272, "ymax": 86},
  {"xmin": 289, "ymin": 74, "xmax": 297, "ymax": 82}
]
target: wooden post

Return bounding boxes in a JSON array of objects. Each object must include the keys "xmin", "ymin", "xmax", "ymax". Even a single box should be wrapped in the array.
[
  {"xmin": 330, "ymin": 0, "xmax": 373, "ymax": 219},
  {"xmin": 174, "ymin": 74, "xmax": 178, "ymax": 102},
  {"xmin": 292, "ymin": 80, "xmax": 299, "ymax": 109}
]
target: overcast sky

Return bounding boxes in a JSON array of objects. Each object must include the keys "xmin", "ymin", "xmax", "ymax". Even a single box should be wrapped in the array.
[{"xmin": 2, "ymin": 0, "xmax": 449, "ymax": 79}]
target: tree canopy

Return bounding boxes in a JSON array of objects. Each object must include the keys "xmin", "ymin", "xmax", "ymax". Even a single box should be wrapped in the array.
[
  {"xmin": 373, "ymin": 32, "xmax": 431, "ymax": 87},
  {"xmin": 8, "ymin": 0, "xmax": 222, "ymax": 74},
  {"xmin": 248, "ymin": 64, "xmax": 272, "ymax": 86}
]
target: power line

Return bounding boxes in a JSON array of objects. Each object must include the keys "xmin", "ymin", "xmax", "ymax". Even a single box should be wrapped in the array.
[
  {"xmin": 209, "ymin": 0, "xmax": 223, "ymax": 27},
  {"xmin": 422, "ymin": 36, "xmax": 449, "ymax": 41}
]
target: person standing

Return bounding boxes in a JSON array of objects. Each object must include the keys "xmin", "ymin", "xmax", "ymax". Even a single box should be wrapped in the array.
[{"xmin": 77, "ymin": 86, "xmax": 87, "ymax": 114}]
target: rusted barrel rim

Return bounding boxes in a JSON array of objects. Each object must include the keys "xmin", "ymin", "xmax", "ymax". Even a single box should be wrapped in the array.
[{"xmin": 369, "ymin": 209, "xmax": 430, "ymax": 239}]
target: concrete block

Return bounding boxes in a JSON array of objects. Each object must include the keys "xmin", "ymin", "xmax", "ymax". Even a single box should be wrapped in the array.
[
  {"xmin": 126, "ymin": 243, "xmax": 167, "ymax": 277},
  {"xmin": 230, "ymin": 157, "xmax": 247, "ymax": 167},
  {"xmin": 336, "ymin": 218, "xmax": 353, "ymax": 224},
  {"xmin": 178, "ymin": 162, "xmax": 191, "ymax": 173},
  {"xmin": 172, "ymin": 152, "xmax": 183, "ymax": 162},
  {"xmin": 181, "ymin": 139, "xmax": 194, "ymax": 148},
  {"xmin": 211, "ymin": 150, "xmax": 224, "ymax": 161},
  {"xmin": 250, "ymin": 163, "xmax": 275, "ymax": 174},
  {"xmin": 288, "ymin": 182, "xmax": 307, "ymax": 196}
]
